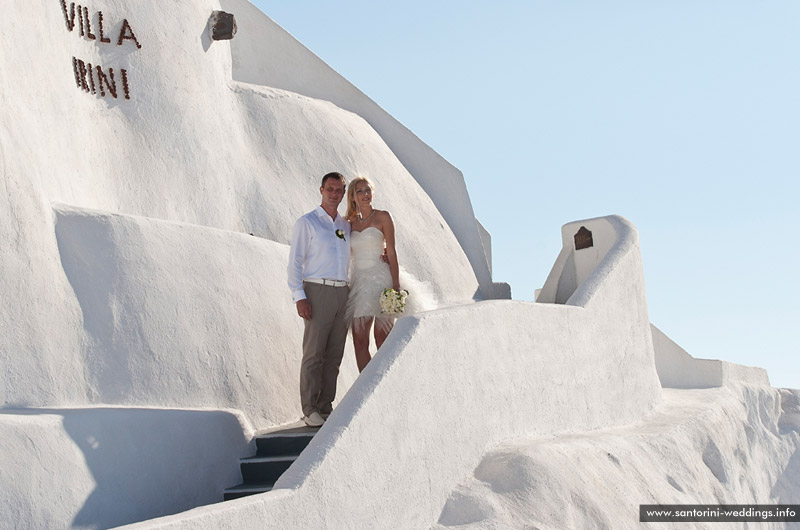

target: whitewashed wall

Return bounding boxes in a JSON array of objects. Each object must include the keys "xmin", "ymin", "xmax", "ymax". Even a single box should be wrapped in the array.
[{"xmin": 0, "ymin": 1, "xmax": 778, "ymax": 528}]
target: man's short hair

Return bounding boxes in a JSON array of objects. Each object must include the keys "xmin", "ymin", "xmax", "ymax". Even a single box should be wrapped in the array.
[{"xmin": 321, "ymin": 172, "xmax": 347, "ymax": 188}]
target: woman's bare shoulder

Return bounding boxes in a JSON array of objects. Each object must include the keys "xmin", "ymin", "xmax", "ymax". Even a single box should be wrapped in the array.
[{"xmin": 375, "ymin": 209, "xmax": 393, "ymax": 222}]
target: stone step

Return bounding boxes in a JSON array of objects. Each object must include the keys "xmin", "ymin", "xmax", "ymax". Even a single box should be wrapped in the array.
[
  {"xmin": 240, "ymin": 455, "xmax": 296, "ymax": 484},
  {"xmin": 222, "ymin": 424, "xmax": 320, "ymax": 502},
  {"xmin": 222, "ymin": 482, "xmax": 275, "ymax": 501},
  {"xmin": 255, "ymin": 431, "xmax": 315, "ymax": 456}
]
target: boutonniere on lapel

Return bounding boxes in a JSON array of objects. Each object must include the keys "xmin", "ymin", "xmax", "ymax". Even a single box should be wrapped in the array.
[{"xmin": 335, "ymin": 229, "xmax": 346, "ymax": 241}]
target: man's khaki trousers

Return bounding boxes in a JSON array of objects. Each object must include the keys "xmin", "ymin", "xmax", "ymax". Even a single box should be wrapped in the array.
[{"xmin": 300, "ymin": 281, "xmax": 350, "ymax": 417}]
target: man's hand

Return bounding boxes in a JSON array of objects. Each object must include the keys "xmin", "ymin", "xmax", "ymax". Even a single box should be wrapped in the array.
[{"xmin": 296, "ymin": 299, "xmax": 311, "ymax": 320}]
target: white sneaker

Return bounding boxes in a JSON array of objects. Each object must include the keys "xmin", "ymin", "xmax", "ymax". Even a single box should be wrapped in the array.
[{"xmin": 303, "ymin": 412, "xmax": 325, "ymax": 427}]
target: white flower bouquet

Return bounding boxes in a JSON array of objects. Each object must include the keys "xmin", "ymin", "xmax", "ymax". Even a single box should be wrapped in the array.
[{"xmin": 379, "ymin": 288, "xmax": 409, "ymax": 315}]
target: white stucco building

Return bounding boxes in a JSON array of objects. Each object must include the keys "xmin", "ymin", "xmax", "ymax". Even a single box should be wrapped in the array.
[{"xmin": 1, "ymin": 2, "xmax": 797, "ymax": 529}]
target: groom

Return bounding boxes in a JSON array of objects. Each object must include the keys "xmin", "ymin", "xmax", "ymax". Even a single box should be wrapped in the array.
[{"xmin": 287, "ymin": 172, "xmax": 351, "ymax": 427}]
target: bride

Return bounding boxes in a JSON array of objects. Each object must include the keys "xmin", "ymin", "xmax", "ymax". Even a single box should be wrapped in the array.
[{"xmin": 344, "ymin": 176, "xmax": 404, "ymax": 372}]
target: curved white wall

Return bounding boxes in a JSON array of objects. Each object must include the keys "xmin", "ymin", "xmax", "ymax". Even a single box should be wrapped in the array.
[{"xmin": 121, "ymin": 215, "xmax": 662, "ymax": 529}]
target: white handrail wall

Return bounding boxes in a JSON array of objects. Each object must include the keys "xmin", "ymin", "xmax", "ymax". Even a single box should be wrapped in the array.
[{"xmin": 124, "ymin": 215, "xmax": 661, "ymax": 529}]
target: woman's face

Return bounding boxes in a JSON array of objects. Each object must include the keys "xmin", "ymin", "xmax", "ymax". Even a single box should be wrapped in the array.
[{"xmin": 354, "ymin": 181, "xmax": 373, "ymax": 208}]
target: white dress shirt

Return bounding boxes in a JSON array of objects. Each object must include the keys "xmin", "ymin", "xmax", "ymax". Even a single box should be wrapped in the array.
[{"xmin": 288, "ymin": 206, "xmax": 351, "ymax": 302}]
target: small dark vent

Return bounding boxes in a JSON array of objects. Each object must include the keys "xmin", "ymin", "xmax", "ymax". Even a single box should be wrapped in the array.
[{"xmin": 574, "ymin": 226, "xmax": 593, "ymax": 250}]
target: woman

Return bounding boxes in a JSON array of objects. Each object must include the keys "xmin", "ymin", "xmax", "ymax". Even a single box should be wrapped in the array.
[{"xmin": 344, "ymin": 176, "xmax": 403, "ymax": 372}]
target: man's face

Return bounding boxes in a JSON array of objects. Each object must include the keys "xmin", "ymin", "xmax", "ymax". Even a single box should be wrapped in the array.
[{"xmin": 320, "ymin": 178, "xmax": 346, "ymax": 210}]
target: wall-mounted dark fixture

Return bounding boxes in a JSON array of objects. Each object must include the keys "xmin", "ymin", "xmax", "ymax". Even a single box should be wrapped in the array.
[
  {"xmin": 209, "ymin": 11, "xmax": 237, "ymax": 41},
  {"xmin": 574, "ymin": 226, "xmax": 593, "ymax": 250}
]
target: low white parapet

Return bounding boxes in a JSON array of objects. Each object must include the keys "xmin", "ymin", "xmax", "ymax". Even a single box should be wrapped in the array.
[
  {"xmin": 51, "ymin": 202, "xmax": 360, "ymax": 427},
  {"xmin": 651, "ymin": 324, "xmax": 770, "ymax": 388}
]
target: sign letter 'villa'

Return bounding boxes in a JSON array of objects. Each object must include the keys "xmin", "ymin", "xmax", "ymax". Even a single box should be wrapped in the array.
[{"xmin": 60, "ymin": 0, "xmax": 142, "ymax": 100}]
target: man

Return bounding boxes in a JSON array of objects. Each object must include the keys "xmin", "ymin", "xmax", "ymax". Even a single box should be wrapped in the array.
[{"xmin": 287, "ymin": 172, "xmax": 351, "ymax": 427}]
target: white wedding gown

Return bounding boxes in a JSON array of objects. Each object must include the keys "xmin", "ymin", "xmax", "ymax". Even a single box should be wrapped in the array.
[{"xmin": 345, "ymin": 226, "xmax": 434, "ymax": 332}]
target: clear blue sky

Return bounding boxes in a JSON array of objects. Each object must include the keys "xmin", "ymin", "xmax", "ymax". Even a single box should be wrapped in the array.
[{"xmin": 253, "ymin": 0, "xmax": 799, "ymax": 389}]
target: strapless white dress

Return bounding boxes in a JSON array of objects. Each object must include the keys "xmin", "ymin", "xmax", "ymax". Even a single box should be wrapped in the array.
[{"xmin": 345, "ymin": 226, "xmax": 434, "ymax": 332}]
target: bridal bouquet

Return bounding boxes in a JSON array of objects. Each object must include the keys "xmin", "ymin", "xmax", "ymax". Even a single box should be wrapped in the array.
[{"xmin": 379, "ymin": 288, "xmax": 409, "ymax": 315}]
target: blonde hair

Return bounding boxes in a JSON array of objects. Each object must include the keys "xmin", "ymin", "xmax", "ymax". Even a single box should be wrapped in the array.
[{"xmin": 345, "ymin": 176, "xmax": 375, "ymax": 221}]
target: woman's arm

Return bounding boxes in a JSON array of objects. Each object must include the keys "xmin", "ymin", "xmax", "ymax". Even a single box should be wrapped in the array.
[{"xmin": 380, "ymin": 211, "xmax": 401, "ymax": 291}]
